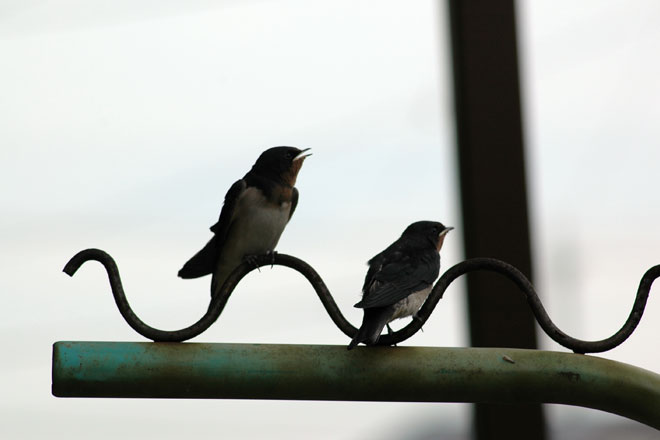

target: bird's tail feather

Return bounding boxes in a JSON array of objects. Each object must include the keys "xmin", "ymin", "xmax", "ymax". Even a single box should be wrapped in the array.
[
  {"xmin": 178, "ymin": 236, "xmax": 217, "ymax": 279},
  {"xmin": 347, "ymin": 308, "xmax": 390, "ymax": 350}
]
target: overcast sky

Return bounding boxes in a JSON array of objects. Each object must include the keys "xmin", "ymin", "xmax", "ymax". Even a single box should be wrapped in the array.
[{"xmin": 1, "ymin": 1, "xmax": 659, "ymax": 439}]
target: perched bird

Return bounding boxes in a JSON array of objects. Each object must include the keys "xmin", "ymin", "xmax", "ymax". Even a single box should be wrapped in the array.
[
  {"xmin": 178, "ymin": 146, "xmax": 311, "ymax": 298},
  {"xmin": 347, "ymin": 221, "xmax": 453, "ymax": 350}
]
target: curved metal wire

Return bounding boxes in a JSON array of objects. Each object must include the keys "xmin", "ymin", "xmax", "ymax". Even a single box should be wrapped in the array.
[
  {"xmin": 63, "ymin": 249, "xmax": 357, "ymax": 342},
  {"xmin": 380, "ymin": 258, "xmax": 660, "ymax": 354},
  {"xmin": 63, "ymin": 248, "xmax": 659, "ymax": 353}
]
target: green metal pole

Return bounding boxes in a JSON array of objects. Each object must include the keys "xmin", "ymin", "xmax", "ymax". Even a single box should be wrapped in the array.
[{"xmin": 52, "ymin": 342, "xmax": 660, "ymax": 428}]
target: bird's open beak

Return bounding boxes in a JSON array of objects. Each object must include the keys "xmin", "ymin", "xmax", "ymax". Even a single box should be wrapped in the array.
[
  {"xmin": 440, "ymin": 226, "xmax": 454, "ymax": 236},
  {"xmin": 293, "ymin": 148, "xmax": 312, "ymax": 161}
]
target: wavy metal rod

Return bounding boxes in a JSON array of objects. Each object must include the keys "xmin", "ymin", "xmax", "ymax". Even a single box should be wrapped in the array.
[
  {"xmin": 383, "ymin": 258, "xmax": 660, "ymax": 354},
  {"xmin": 63, "ymin": 249, "xmax": 357, "ymax": 342},
  {"xmin": 63, "ymin": 249, "xmax": 659, "ymax": 353}
]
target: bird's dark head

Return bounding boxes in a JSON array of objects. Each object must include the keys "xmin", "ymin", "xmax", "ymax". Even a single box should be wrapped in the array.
[
  {"xmin": 402, "ymin": 221, "xmax": 454, "ymax": 251},
  {"xmin": 252, "ymin": 146, "xmax": 312, "ymax": 186}
]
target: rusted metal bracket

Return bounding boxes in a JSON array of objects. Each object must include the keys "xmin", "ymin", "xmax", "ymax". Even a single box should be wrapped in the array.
[
  {"xmin": 51, "ymin": 342, "xmax": 660, "ymax": 429},
  {"xmin": 63, "ymin": 248, "xmax": 659, "ymax": 353}
]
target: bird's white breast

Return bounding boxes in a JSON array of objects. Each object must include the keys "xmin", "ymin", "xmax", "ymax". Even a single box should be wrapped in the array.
[
  {"xmin": 391, "ymin": 286, "xmax": 433, "ymax": 321},
  {"xmin": 222, "ymin": 186, "xmax": 291, "ymax": 261}
]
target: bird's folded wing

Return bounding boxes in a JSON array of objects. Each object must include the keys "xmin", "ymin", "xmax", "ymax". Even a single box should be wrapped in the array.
[
  {"xmin": 355, "ymin": 257, "xmax": 438, "ymax": 308},
  {"xmin": 288, "ymin": 187, "xmax": 299, "ymax": 221},
  {"xmin": 178, "ymin": 179, "xmax": 246, "ymax": 279},
  {"xmin": 210, "ymin": 179, "xmax": 247, "ymax": 237}
]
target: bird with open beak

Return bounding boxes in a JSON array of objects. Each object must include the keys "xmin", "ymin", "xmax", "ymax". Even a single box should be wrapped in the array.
[{"xmin": 178, "ymin": 146, "xmax": 311, "ymax": 299}]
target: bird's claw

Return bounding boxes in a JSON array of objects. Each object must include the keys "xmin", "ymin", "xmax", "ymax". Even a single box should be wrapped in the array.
[
  {"xmin": 265, "ymin": 250, "xmax": 278, "ymax": 268},
  {"xmin": 413, "ymin": 313, "xmax": 425, "ymax": 332},
  {"xmin": 243, "ymin": 251, "xmax": 277, "ymax": 271},
  {"xmin": 386, "ymin": 324, "xmax": 398, "ymax": 347},
  {"xmin": 243, "ymin": 255, "xmax": 261, "ymax": 272}
]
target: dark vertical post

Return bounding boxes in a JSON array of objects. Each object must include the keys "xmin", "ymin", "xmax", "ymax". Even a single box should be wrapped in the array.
[{"xmin": 446, "ymin": 1, "xmax": 546, "ymax": 439}]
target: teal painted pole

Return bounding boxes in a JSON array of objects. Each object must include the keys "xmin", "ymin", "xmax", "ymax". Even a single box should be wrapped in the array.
[{"xmin": 52, "ymin": 342, "xmax": 660, "ymax": 428}]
